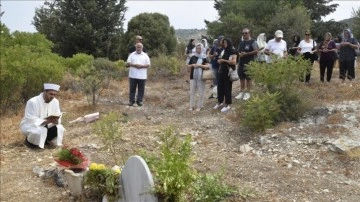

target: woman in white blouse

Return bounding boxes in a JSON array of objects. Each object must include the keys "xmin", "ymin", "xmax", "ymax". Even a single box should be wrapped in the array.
[{"xmin": 297, "ymin": 30, "xmax": 317, "ymax": 83}]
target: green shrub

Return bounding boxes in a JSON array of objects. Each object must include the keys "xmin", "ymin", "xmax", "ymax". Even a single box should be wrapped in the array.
[
  {"xmin": 76, "ymin": 57, "xmax": 122, "ymax": 105},
  {"xmin": 239, "ymin": 56, "xmax": 314, "ymax": 130},
  {"xmin": 92, "ymin": 112, "xmax": 125, "ymax": 165},
  {"xmin": 65, "ymin": 53, "xmax": 93, "ymax": 73},
  {"xmin": 149, "ymin": 54, "xmax": 183, "ymax": 79},
  {"xmin": 243, "ymin": 92, "xmax": 281, "ymax": 133},
  {"xmin": 247, "ymin": 56, "xmax": 310, "ymax": 93},
  {"xmin": 0, "ymin": 29, "xmax": 65, "ymax": 114},
  {"xmin": 144, "ymin": 127, "xmax": 196, "ymax": 202},
  {"xmin": 276, "ymin": 88, "xmax": 313, "ymax": 121},
  {"xmin": 192, "ymin": 173, "xmax": 236, "ymax": 202}
]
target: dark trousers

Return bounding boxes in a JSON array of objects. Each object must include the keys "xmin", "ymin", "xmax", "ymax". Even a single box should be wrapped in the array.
[
  {"xmin": 319, "ymin": 59, "xmax": 335, "ymax": 82},
  {"xmin": 217, "ymin": 71, "xmax": 232, "ymax": 105},
  {"xmin": 46, "ymin": 125, "xmax": 58, "ymax": 142},
  {"xmin": 302, "ymin": 53, "xmax": 315, "ymax": 82},
  {"xmin": 129, "ymin": 78, "xmax": 146, "ymax": 104},
  {"xmin": 339, "ymin": 60, "xmax": 355, "ymax": 81}
]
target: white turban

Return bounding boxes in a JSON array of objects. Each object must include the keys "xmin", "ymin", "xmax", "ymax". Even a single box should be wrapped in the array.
[{"xmin": 44, "ymin": 83, "xmax": 60, "ymax": 91}]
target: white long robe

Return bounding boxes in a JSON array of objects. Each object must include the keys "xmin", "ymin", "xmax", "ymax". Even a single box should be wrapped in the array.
[{"xmin": 20, "ymin": 93, "xmax": 65, "ymax": 149}]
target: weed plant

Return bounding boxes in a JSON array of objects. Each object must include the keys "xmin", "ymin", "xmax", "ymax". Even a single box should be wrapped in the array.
[{"xmin": 92, "ymin": 112, "xmax": 125, "ymax": 165}]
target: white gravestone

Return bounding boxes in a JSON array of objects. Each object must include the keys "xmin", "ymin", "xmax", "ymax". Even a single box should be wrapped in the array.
[{"xmin": 120, "ymin": 155, "xmax": 157, "ymax": 202}]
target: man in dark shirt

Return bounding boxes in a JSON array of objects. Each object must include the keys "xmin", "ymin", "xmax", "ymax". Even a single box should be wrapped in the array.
[
  {"xmin": 128, "ymin": 35, "xmax": 147, "ymax": 54},
  {"xmin": 235, "ymin": 28, "xmax": 260, "ymax": 100}
]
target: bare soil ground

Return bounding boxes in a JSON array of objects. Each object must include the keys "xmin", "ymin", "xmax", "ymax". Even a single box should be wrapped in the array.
[{"xmin": 1, "ymin": 61, "xmax": 360, "ymax": 202}]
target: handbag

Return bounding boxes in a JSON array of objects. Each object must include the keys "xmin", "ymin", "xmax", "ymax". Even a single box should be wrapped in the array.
[
  {"xmin": 311, "ymin": 40, "xmax": 318, "ymax": 61},
  {"xmin": 228, "ymin": 67, "xmax": 239, "ymax": 81},
  {"xmin": 201, "ymin": 69, "xmax": 215, "ymax": 80}
]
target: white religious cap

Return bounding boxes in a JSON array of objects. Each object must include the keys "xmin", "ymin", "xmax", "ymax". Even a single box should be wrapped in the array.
[{"xmin": 44, "ymin": 83, "xmax": 60, "ymax": 91}]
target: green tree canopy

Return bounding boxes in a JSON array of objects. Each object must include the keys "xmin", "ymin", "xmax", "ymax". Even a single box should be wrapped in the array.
[
  {"xmin": 33, "ymin": 0, "xmax": 127, "ymax": 60},
  {"xmin": 0, "ymin": 24, "xmax": 65, "ymax": 113},
  {"xmin": 207, "ymin": 0, "xmax": 339, "ymax": 45},
  {"xmin": 352, "ymin": 7, "xmax": 360, "ymax": 39},
  {"xmin": 123, "ymin": 12, "xmax": 177, "ymax": 58}
]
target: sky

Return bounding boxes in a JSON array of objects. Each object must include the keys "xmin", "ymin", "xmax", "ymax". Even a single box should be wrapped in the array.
[{"xmin": 0, "ymin": 0, "xmax": 359, "ymax": 33}]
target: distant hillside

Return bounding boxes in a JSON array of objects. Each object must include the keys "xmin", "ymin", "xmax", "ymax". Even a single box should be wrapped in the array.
[
  {"xmin": 175, "ymin": 29, "xmax": 208, "ymax": 44},
  {"xmin": 339, "ymin": 17, "xmax": 354, "ymax": 29}
]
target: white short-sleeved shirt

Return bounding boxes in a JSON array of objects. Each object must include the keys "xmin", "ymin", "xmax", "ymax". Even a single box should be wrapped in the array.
[
  {"xmin": 127, "ymin": 51, "xmax": 151, "ymax": 80},
  {"xmin": 298, "ymin": 39, "xmax": 317, "ymax": 53},
  {"xmin": 265, "ymin": 39, "xmax": 287, "ymax": 63}
]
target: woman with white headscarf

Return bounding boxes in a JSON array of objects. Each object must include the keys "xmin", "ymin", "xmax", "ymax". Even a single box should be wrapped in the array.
[
  {"xmin": 339, "ymin": 29, "xmax": 359, "ymax": 82},
  {"xmin": 187, "ymin": 43, "xmax": 210, "ymax": 112},
  {"xmin": 257, "ymin": 33, "xmax": 268, "ymax": 63}
]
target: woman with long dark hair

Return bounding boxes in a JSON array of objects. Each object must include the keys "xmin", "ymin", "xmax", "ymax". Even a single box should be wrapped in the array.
[
  {"xmin": 185, "ymin": 38, "xmax": 195, "ymax": 65},
  {"xmin": 213, "ymin": 38, "xmax": 237, "ymax": 112}
]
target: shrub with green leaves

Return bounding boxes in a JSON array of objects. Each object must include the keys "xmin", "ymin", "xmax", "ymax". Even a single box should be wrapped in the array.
[
  {"xmin": 76, "ymin": 57, "xmax": 122, "ymax": 105},
  {"xmin": 192, "ymin": 173, "xmax": 236, "ymax": 202},
  {"xmin": 239, "ymin": 56, "xmax": 314, "ymax": 129},
  {"xmin": 92, "ymin": 112, "xmax": 125, "ymax": 165},
  {"xmin": 0, "ymin": 26, "xmax": 65, "ymax": 113},
  {"xmin": 144, "ymin": 127, "xmax": 196, "ymax": 202},
  {"xmin": 243, "ymin": 92, "xmax": 281, "ymax": 133},
  {"xmin": 247, "ymin": 56, "xmax": 310, "ymax": 92},
  {"xmin": 149, "ymin": 54, "xmax": 183, "ymax": 79}
]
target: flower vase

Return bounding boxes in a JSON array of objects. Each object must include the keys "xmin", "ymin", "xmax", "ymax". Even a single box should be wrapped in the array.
[{"xmin": 64, "ymin": 169, "xmax": 84, "ymax": 196}]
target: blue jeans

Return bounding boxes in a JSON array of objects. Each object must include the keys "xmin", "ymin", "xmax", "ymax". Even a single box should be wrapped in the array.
[{"xmin": 129, "ymin": 78, "xmax": 146, "ymax": 104}]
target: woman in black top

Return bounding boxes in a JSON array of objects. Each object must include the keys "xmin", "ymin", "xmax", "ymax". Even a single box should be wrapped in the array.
[{"xmin": 214, "ymin": 38, "xmax": 237, "ymax": 112}]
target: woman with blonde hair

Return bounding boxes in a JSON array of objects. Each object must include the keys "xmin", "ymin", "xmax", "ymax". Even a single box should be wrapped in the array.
[
  {"xmin": 297, "ymin": 30, "xmax": 317, "ymax": 83},
  {"xmin": 318, "ymin": 32, "xmax": 337, "ymax": 82}
]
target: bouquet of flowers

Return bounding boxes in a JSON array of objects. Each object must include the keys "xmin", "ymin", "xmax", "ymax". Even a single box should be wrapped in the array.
[
  {"xmin": 84, "ymin": 163, "xmax": 122, "ymax": 201},
  {"xmin": 54, "ymin": 146, "xmax": 89, "ymax": 172}
]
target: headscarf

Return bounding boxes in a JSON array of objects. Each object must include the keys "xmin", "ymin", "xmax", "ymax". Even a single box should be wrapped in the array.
[
  {"xmin": 213, "ymin": 39, "xmax": 218, "ymax": 49},
  {"xmin": 342, "ymin": 29, "xmax": 353, "ymax": 42},
  {"xmin": 201, "ymin": 39, "xmax": 208, "ymax": 55},
  {"xmin": 257, "ymin": 33, "xmax": 267, "ymax": 50},
  {"xmin": 193, "ymin": 43, "xmax": 207, "ymax": 80}
]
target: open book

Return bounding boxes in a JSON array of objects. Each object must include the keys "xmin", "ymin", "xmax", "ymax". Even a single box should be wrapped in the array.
[{"xmin": 45, "ymin": 112, "xmax": 63, "ymax": 119}]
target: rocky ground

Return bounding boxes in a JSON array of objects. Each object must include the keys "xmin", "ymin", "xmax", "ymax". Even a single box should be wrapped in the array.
[{"xmin": 1, "ymin": 63, "xmax": 360, "ymax": 202}]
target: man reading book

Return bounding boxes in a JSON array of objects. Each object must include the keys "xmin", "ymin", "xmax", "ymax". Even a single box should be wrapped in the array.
[{"xmin": 20, "ymin": 83, "xmax": 65, "ymax": 149}]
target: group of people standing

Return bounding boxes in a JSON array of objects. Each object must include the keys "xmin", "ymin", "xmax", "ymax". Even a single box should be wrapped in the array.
[{"xmin": 185, "ymin": 28, "xmax": 359, "ymax": 113}]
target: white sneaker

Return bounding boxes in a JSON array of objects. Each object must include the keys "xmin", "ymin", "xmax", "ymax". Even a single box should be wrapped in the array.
[
  {"xmin": 213, "ymin": 103, "xmax": 224, "ymax": 109},
  {"xmin": 221, "ymin": 105, "xmax": 230, "ymax": 112},
  {"xmin": 235, "ymin": 92, "xmax": 244, "ymax": 100},
  {"xmin": 243, "ymin": 92, "xmax": 251, "ymax": 100}
]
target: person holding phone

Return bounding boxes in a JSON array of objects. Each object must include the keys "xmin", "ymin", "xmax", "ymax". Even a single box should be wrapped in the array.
[{"xmin": 20, "ymin": 83, "xmax": 65, "ymax": 149}]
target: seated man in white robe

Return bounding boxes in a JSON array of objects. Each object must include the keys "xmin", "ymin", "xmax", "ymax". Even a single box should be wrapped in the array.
[{"xmin": 20, "ymin": 83, "xmax": 65, "ymax": 149}]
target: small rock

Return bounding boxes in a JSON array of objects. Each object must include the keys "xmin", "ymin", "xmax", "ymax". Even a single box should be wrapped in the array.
[{"xmin": 239, "ymin": 144, "xmax": 253, "ymax": 153}]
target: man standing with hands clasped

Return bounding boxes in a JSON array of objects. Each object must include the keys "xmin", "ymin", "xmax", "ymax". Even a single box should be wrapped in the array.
[
  {"xmin": 127, "ymin": 43, "xmax": 151, "ymax": 107},
  {"xmin": 20, "ymin": 83, "xmax": 65, "ymax": 149},
  {"xmin": 235, "ymin": 28, "xmax": 260, "ymax": 100}
]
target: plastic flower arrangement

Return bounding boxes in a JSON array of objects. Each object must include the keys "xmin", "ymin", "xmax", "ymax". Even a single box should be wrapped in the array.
[
  {"xmin": 54, "ymin": 146, "xmax": 89, "ymax": 172},
  {"xmin": 84, "ymin": 163, "xmax": 122, "ymax": 201}
]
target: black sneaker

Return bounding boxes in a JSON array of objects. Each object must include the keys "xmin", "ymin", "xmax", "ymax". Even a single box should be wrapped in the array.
[
  {"xmin": 128, "ymin": 102, "xmax": 135, "ymax": 106},
  {"xmin": 137, "ymin": 102, "xmax": 143, "ymax": 107},
  {"xmin": 24, "ymin": 138, "xmax": 38, "ymax": 149}
]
